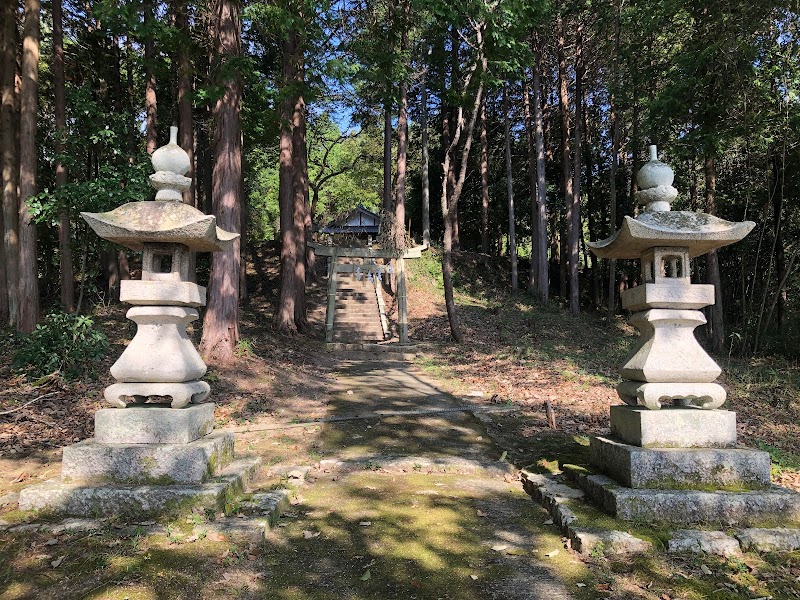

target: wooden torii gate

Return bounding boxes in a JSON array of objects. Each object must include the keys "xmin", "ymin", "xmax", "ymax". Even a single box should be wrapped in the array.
[{"xmin": 309, "ymin": 243, "xmax": 427, "ymax": 344}]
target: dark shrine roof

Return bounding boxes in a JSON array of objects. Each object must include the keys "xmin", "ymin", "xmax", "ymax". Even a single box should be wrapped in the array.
[{"xmin": 320, "ymin": 204, "xmax": 381, "ymax": 234}]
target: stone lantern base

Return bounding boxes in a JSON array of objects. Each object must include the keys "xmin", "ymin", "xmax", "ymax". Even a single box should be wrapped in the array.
[
  {"xmin": 18, "ymin": 404, "xmax": 259, "ymax": 516},
  {"xmin": 579, "ymin": 406, "xmax": 800, "ymax": 525}
]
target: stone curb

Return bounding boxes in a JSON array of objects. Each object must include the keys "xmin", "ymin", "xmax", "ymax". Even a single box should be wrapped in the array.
[
  {"xmin": 521, "ymin": 469, "xmax": 651, "ymax": 556},
  {"xmin": 197, "ymin": 490, "xmax": 293, "ymax": 543},
  {"xmin": 317, "ymin": 455, "xmax": 515, "ymax": 478},
  {"xmin": 0, "ymin": 489, "xmax": 293, "ymax": 545},
  {"xmin": 522, "ymin": 469, "xmax": 800, "ymax": 557},
  {"xmin": 563, "ymin": 463, "xmax": 800, "ymax": 527},
  {"xmin": 238, "ymin": 489, "xmax": 292, "ymax": 520},
  {"xmin": 17, "ymin": 457, "xmax": 261, "ymax": 516}
]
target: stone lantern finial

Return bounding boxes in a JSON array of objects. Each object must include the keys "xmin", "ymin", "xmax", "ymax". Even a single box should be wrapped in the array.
[
  {"xmin": 149, "ymin": 126, "xmax": 191, "ymax": 201},
  {"xmin": 635, "ymin": 144, "xmax": 677, "ymax": 213}
]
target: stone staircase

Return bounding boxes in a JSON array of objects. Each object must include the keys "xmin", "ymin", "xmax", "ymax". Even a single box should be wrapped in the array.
[{"xmin": 333, "ymin": 270, "xmax": 388, "ymax": 343}]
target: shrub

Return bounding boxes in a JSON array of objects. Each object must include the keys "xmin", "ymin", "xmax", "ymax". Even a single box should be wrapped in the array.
[{"xmin": 13, "ymin": 312, "xmax": 109, "ymax": 380}]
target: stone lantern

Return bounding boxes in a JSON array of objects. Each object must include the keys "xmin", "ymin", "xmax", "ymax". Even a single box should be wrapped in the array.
[
  {"xmin": 591, "ymin": 145, "xmax": 754, "ymax": 411},
  {"xmin": 18, "ymin": 127, "xmax": 257, "ymax": 516},
  {"xmin": 81, "ymin": 127, "xmax": 237, "ymax": 409},
  {"xmin": 583, "ymin": 146, "xmax": 800, "ymax": 525}
]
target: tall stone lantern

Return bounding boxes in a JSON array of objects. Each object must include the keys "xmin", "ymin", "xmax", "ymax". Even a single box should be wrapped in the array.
[
  {"xmin": 18, "ymin": 128, "xmax": 258, "ymax": 516},
  {"xmin": 584, "ymin": 146, "xmax": 800, "ymax": 525},
  {"xmin": 81, "ymin": 126, "xmax": 237, "ymax": 409}
]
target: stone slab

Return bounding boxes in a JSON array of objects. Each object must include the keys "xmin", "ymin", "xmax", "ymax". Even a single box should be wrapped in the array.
[
  {"xmin": 0, "ymin": 492, "xmax": 19, "ymax": 508},
  {"xmin": 61, "ymin": 431, "xmax": 234, "ymax": 485},
  {"xmin": 590, "ymin": 436, "xmax": 770, "ymax": 489},
  {"xmin": 610, "ymin": 405, "xmax": 736, "ymax": 448},
  {"xmin": 576, "ymin": 472, "xmax": 800, "ymax": 526},
  {"xmin": 18, "ymin": 457, "xmax": 260, "ymax": 516},
  {"xmin": 668, "ymin": 530, "xmax": 740, "ymax": 556},
  {"xmin": 735, "ymin": 528, "xmax": 800, "ymax": 552},
  {"xmin": 120, "ymin": 280, "xmax": 206, "ymax": 307},
  {"xmin": 94, "ymin": 403, "xmax": 215, "ymax": 445},
  {"xmin": 316, "ymin": 455, "xmax": 515, "ymax": 477},
  {"xmin": 571, "ymin": 529, "xmax": 652, "ymax": 556},
  {"xmin": 239, "ymin": 490, "xmax": 292, "ymax": 520},
  {"xmin": 621, "ymin": 282, "xmax": 715, "ymax": 312},
  {"xmin": 196, "ymin": 518, "xmax": 269, "ymax": 544}
]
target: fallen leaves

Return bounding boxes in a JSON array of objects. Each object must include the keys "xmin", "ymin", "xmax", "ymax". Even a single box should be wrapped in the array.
[
  {"xmin": 360, "ymin": 569, "xmax": 371, "ymax": 581},
  {"xmin": 50, "ymin": 555, "xmax": 65, "ymax": 568}
]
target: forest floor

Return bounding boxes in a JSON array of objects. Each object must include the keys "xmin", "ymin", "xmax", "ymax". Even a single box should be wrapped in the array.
[{"xmin": 2, "ymin": 246, "xmax": 800, "ymax": 599}]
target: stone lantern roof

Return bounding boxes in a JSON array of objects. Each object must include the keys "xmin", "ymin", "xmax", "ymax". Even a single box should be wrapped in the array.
[
  {"xmin": 588, "ymin": 145, "xmax": 754, "ymax": 259},
  {"xmin": 81, "ymin": 126, "xmax": 238, "ymax": 252}
]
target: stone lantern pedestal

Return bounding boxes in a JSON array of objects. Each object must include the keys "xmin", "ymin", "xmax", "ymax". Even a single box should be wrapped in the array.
[
  {"xmin": 582, "ymin": 146, "xmax": 800, "ymax": 526},
  {"xmin": 18, "ymin": 127, "xmax": 258, "ymax": 516}
]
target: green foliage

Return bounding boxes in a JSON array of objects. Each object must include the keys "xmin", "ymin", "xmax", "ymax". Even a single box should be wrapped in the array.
[
  {"xmin": 13, "ymin": 312, "xmax": 109, "ymax": 380},
  {"xmin": 28, "ymin": 160, "xmax": 152, "ymax": 226}
]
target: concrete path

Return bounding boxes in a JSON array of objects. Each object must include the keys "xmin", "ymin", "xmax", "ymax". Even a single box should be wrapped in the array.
[{"xmin": 275, "ymin": 356, "xmax": 577, "ymax": 599}]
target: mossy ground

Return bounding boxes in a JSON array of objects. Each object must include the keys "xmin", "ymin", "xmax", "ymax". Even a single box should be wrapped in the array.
[{"xmin": 4, "ymin": 248, "xmax": 800, "ymax": 598}]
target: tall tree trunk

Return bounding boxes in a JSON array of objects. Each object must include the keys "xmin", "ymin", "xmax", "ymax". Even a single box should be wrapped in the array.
[
  {"xmin": 239, "ymin": 195, "xmax": 248, "ymax": 303},
  {"xmin": 144, "ymin": 0, "xmax": 157, "ymax": 155},
  {"xmin": 629, "ymin": 96, "xmax": 640, "ymax": 212},
  {"xmin": 449, "ymin": 27, "xmax": 459, "ymax": 249},
  {"xmin": 382, "ymin": 97, "xmax": 392, "ymax": 216},
  {"xmin": 174, "ymin": 0, "xmax": 196, "ymax": 280},
  {"xmin": 524, "ymin": 74, "xmax": 537, "ymax": 292},
  {"xmin": 54, "ymin": 0, "xmax": 73, "ymax": 312},
  {"xmin": 480, "ymin": 94, "xmax": 489, "ymax": 255},
  {"xmin": 393, "ymin": 1, "xmax": 409, "ymax": 249},
  {"xmin": 382, "ymin": 0, "xmax": 394, "ymax": 219},
  {"xmin": 533, "ymin": 47, "xmax": 548, "ymax": 301},
  {"xmin": 607, "ymin": 0, "xmax": 621, "ymax": 317},
  {"xmin": 585, "ymin": 99, "xmax": 600, "ymax": 308},
  {"xmin": 199, "ymin": 0, "xmax": 242, "ymax": 362},
  {"xmin": 440, "ymin": 23, "xmax": 485, "ymax": 342},
  {"xmin": 125, "ymin": 37, "xmax": 137, "ymax": 156},
  {"xmin": 18, "ymin": 0, "xmax": 39, "ymax": 333},
  {"xmin": 0, "ymin": 187, "xmax": 5, "ymax": 323},
  {"xmin": 568, "ymin": 23, "xmax": 583, "ymax": 316},
  {"xmin": 557, "ymin": 17, "xmax": 572, "ymax": 303},
  {"xmin": 1, "ymin": 0, "xmax": 19, "ymax": 325},
  {"xmin": 291, "ymin": 29, "xmax": 307, "ymax": 329},
  {"xmin": 276, "ymin": 32, "xmax": 297, "ymax": 333},
  {"xmin": 420, "ymin": 65, "xmax": 430, "ymax": 246},
  {"xmin": 503, "ymin": 83, "xmax": 518, "ymax": 292},
  {"xmin": 175, "ymin": 0, "xmax": 195, "ymax": 207},
  {"xmin": 704, "ymin": 154, "xmax": 724, "ymax": 353}
]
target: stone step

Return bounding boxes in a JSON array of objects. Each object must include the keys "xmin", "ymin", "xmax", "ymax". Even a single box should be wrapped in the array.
[
  {"xmin": 335, "ymin": 326, "xmax": 384, "ymax": 332},
  {"xmin": 570, "ymin": 470, "xmax": 800, "ymax": 526},
  {"xmin": 590, "ymin": 436, "xmax": 771, "ymax": 489},
  {"xmin": 334, "ymin": 334, "xmax": 386, "ymax": 343},
  {"xmin": 62, "ymin": 431, "xmax": 235, "ymax": 485},
  {"xmin": 18, "ymin": 457, "xmax": 261, "ymax": 517},
  {"xmin": 334, "ymin": 325, "xmax": 384, "ymax": 331},
  {"xmin": 335, "ymin": 317, "xmax": 383, "ymax": 325}
]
